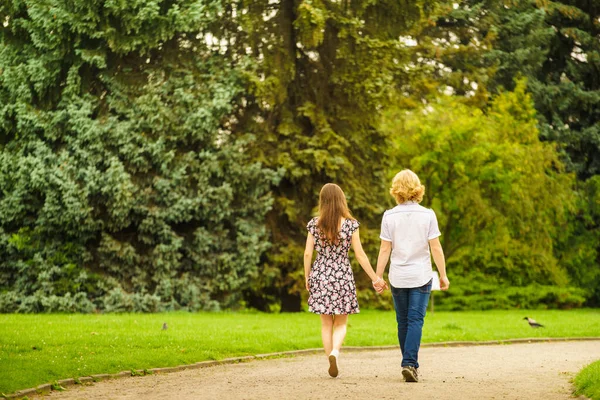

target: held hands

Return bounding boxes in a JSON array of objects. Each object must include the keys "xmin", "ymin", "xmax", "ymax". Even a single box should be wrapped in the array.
[{"xmin": 372, "ymin": 277, "xmax": 388, "ymax": 294}]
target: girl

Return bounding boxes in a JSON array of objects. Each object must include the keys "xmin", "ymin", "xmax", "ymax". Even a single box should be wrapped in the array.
[
  {"xmin": 374, "ymin": 169, "xmax": 449, "ymax": 383},
  {"xmin": 304, "ymin": 183, "xmax": 386, "ymax": 378}
]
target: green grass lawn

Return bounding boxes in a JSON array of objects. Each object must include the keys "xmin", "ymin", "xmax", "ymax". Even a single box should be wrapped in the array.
[
  {"xmin": 1, "ymin": 309, "xmax": 599, "ymax": 395},
  {"xmin": 574, "ymin": 360, "xmax": 600, "ymax": 400}
]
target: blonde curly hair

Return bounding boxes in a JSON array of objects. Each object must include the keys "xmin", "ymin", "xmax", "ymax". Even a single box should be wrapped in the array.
[{"xmin": 390, "ymin": 169, "xmax": 425, "ymax": 204}]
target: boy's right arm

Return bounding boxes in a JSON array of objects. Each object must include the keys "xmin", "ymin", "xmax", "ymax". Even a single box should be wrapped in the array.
[{"xmin": 429, "ymin": 237, "xmax": 449, "ymax": 290}]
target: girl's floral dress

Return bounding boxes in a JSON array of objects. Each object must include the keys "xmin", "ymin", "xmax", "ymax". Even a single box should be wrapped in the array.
[{"xmin": 307, "ymin": 217, "xmax": 360, "ymax": 315}]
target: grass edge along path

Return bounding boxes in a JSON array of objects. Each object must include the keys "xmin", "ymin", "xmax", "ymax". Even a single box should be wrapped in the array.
[
  {"xmin": 574, "ymin": 359, "xmax": 600, "ymax": 400},
  {"xmin": 1, "ymin": 309, "xmax": 600, "ymax": 397},
  {"xmin": 3, "ymin": 337, "xmax": 600, "ymax": 400}
]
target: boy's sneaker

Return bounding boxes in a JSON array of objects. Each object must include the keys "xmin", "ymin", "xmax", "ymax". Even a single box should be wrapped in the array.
[
  {"xmin": 328, "ymin": 350, "xmax": 339, "ymax": 378},
  {"xmin": 402, "ymin": 366, "xmax": 419, "ymax": 382}
]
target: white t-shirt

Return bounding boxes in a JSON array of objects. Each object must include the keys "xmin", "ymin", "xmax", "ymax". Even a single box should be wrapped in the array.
[{"xmin": 379, "ymin": 201, "xmax": 441, "ymax": 288}]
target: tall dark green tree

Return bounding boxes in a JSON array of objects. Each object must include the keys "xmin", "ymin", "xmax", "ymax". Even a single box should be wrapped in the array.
[
  {"xmin": 0, "ymin": 1, "xmax": 277, "ymax": 312},
  {"xmin": 230, "ymin": 1, "xmax": 438, "ymax": 311}
]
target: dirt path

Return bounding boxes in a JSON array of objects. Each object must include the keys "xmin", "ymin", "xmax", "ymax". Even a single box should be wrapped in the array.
[{"xmin": 46, "ymin": 341, "xmax": 599, "ymax": 400}]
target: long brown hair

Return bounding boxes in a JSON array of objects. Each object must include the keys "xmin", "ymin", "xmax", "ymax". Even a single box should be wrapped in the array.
[{"xmin": 317, "ymin": 183, "xmax": 353, "ymax": 243}]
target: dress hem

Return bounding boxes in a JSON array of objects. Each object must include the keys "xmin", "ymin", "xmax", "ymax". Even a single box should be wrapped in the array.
[{"xmin": 309, "ymin": 310, "xmax": 360, "ymax": 315}]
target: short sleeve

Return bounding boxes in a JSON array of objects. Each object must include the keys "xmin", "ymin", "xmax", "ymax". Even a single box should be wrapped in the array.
[
  {"xmin": 307, "ymin": 217, "xmax": 317, "ymax": 236},
  {"xmin": 379, "ymin": 214, "xmax": 392, "ymax": 242},
  {"xmin": 349, "ymin": 219, "xmax": 360, "ymax": 235},
  {"xmin": 428, "ymin": 210, "xmax": 441, "ymax": 240}
]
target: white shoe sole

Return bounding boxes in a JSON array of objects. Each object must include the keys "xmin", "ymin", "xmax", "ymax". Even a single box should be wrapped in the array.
[{"xmin": 328, "ymin": 355, "xmax": 339, "ymax": 377}]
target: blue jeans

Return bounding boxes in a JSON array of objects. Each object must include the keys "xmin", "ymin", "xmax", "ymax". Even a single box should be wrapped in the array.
[{"xmin": 391, "ymin": 279, "xmax": 432, "ymax": 368}]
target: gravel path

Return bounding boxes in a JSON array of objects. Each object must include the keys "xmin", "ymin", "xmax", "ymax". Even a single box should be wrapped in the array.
[{"xmin": 46, "ymin": 340, "xmax": 600, "ymax": 400}]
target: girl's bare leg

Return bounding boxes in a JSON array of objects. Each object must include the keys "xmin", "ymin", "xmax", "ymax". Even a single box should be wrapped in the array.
[
  {"xmin": 332, "ymin": 314, "xmax": 348, "ymax": 352},
  {"xmin": 320, "ymin": 315, "xmax": 334, "ymax": 355}
]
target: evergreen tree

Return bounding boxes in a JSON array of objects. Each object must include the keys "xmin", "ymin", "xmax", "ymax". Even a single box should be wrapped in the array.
[
  {"xmin": 0, "ymin": 0, "xmax": 276, "ymax": 312},
  {"xmin": 232, "ymin": 0, "xmax": 437, "ymax": 311}
]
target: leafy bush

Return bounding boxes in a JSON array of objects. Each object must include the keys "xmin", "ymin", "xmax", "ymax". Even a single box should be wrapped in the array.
[{"xmin": 435, "ymin": 272, "xmax": 586, "ymax": 311}]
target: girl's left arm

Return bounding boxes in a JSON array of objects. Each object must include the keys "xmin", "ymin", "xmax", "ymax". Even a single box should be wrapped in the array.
[
  {"xmin": 304, "ymin": 233, "xmax": 315, "ymax": 290},
  {"xmin": 351, "ymin": 229, "xmax": 381, "ymax": 284}
]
